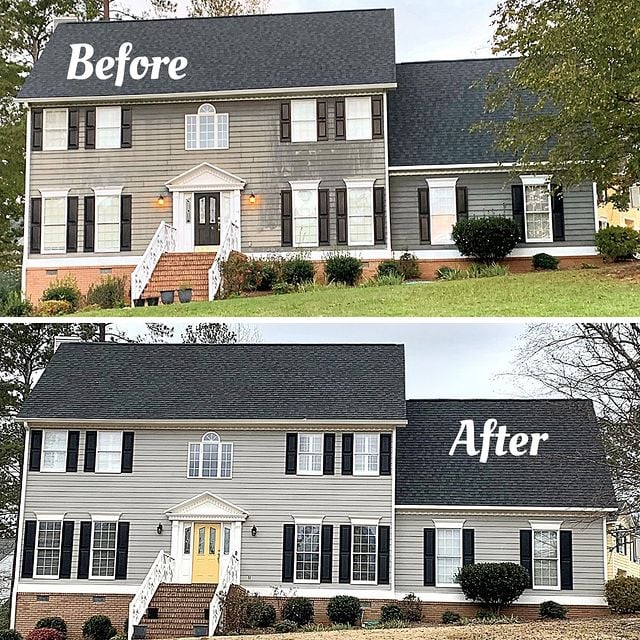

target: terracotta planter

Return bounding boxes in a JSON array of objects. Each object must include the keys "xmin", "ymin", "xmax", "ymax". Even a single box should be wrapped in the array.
[{"xmin": 160, "ymin": 290, "xmax": 175, "ymax": 305}]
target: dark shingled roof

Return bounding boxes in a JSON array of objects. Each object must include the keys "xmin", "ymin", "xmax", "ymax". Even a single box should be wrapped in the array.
[
  {"xmin": 388, "ymin": 58, "xmax": 519, "ymax": 167},
  {"xmin": 19, "ymin": 9, "xmax": 397, "ymax": 100},
  {"xmin": 19, "ymin": 343, "xmax": 406, "ymax": 422},
  {"xmin": 397, "ymin": 399, "xmax": 617, "ymax": 509}
]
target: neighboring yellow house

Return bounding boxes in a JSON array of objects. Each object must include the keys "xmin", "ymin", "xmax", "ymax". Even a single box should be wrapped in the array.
[
  {"xmin": 607, "ymin": 514, "xmax": 640, "ymax": 579},
  {"xmin": 598, "ymin": 185, "xmax": 640, "ymax": 231}
]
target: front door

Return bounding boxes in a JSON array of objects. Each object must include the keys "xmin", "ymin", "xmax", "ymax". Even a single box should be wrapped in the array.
[
  {"xmin": 192, "ymin": 523, "xmax": 221, "ymax": 583},
  {"xmin": 195, "ymin": 193, "xmax": 221, "ymax": 246}
]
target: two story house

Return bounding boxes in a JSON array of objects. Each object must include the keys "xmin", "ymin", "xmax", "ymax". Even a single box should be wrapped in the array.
[
  {"xmin": 11, "ymin": 343, "xmax": 617, "ymax": 638},
  {"xmin": 17, "ymin": 8, "xmax": 601, "ymax": 304}
]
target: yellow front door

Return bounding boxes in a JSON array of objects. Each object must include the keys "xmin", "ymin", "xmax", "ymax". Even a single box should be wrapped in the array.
[{"xmin": 192, "ymin": 523, "xmax": 221, "ymax": 583}]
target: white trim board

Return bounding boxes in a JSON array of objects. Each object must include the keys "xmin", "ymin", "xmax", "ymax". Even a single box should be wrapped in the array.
[
  {"xmin": 25, "ymin": 256, "xmax": 141, "ymax": 268},
  {"xmin": 396, "ymin": 505, "xmax": 616, "ymax": 513},
  {"xmin": 15, "ymin": 582, "xmax": 138, "ymax": 594}
]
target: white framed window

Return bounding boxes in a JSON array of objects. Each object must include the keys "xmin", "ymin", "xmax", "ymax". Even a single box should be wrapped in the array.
[
  {"xmin": 90, "ymin": 520, "xmax": 117, "ymax": 579},
  {"xmin": 521, "ymin": 175, "xmax": 552, "ymax": 243},
  {"xmin": 434, "ymin": 520, "xmax": 464, "ymax": 586},
  {"xmin": 291, "ymin": 99, "xmax": 317, "ymax": 143},
  {"xmin": 43, "ymin": 109, "xmax": 68, "ymax": 151},
  {"xmin": 630, "ymin": 185, "xmax": 640, "ymax": 210},
  {"xmin": 96, "ymin": 431, "xmax": 123, "ymax": 473},
  {"xmin": 352, "ymin": 524, "xmax": 377, "ymax": 583},
  {"xmin": 297, "ymin": 433, "xmax": 322, "ymax": 475},
  {"xmin": 185, "ymin": 103, "xmax": 229, "ymax": 150},
  {"xmin": 184, "ymin": 526, "xmax": 192, "ymax": 555},
  {"xmin": 187, "ymin": 432, "xmax": 233, "ymax": 479},
  {"xmin": 40, "ymin": 191, "xmax": 68, "ymax": 255},
  {"xmin": 531, "ymin": 522, "xmax": 561, "ymax": 589},
  {"xmin": 290, "ymin": 180, "xmax": 320, "ymax": 248},
  {"xmin": 345, "ymin": 179, "xmax": 375, "ymax": 246},
  {"xmin": 295, "ymin": 523, "xmax": 321, "ymax": 583},
  {"xmin": 93, "ymin": 187, "xmax": 122, "ymax": 253},
  {"xmin": 96, "ymin": 106, "xmax": 121, "ymax": 149},
  {"xmin": 41, "ymin": 429, "xmax": 68, "ymax": 472},
  {"xmin": 35, "ymin": 520, "xmax": 62, "ymax": 577},
  {"xmin": 354, "ymin": 433, "xmax": 379, "ymax": 476},
  {"xmin": 346, "ymin": 97, "xmax": 372, "ymax": 141},
  {"xmin": 427, "ymin": 178, "xmax": 458, "ymax": 245},
  {"xmin": 223, "ymin": 526, "xmax": 231, "ymax": 555}
]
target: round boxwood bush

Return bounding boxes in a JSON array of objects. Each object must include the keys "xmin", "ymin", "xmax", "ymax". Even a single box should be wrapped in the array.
[
  {"xmin": 274, "ymin": 620, "xmax": 298, "ymax": 633},
  {"xmin": 324, "ymin": 252, "xmax": 363, "ymax": 286},
  {"xmin": 327, "ymin": 595, "xmax": 361, "ymax": 626},
  {"xmin": 81, "ymin": 615, "xmax": 117, "ymax": 640},
  {"xmin": 245, "ymin": 598, "xmax": 276, "ymax": 628},
  {"xmin": 539, "ymin": 600, "xmax": 568, "ymax": 620},
  {"xmin": 41, "ymin": 276, "xmax": 81, "ymax": 310},
  {"xmin": 0, "ymin": 631, "xmax": 23, "ymax": 640},
  {"xmin": 282, "ymin": 256, "xmax": 315, "ymax": 286},
  {"xmin": 397, "ymin": 252, "xmax": 420, "ymax": 280},
  {"xmin": 532, "ymin": 253, "xmax": 560, "ymax": 271},
  {"xmin": 27, "ymin": 630, "xmax": 63, "ymax": 640},
  {"xmin": 377, "ymin": 260, "xmax": 401, "ymax": 278},
  {"xmin": 441, "ymin": 610, "xmax": 461, "ymax": 625},
  {"xmin": 452, "ymin": 217, "xmax": 521, "ymax": 264},
  {"xmin": 281, "ymin": 597, "xmax": 314, "ymax": 626},
  {"xmin": 595, "ymin": 226, "xmax": 640, "ymax": 262},
  {"xmin": 35, "ymin": 618, "xmax": 67, "ymax": 637},
  {"xmin": 605, "ymin": 575, "xmax": 640, "ymax": 613},
  {"xmin": 380, "ymin": 603, "xmax": 403, "ymax": 623}
]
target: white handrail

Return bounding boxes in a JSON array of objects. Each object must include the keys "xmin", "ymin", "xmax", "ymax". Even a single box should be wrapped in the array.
[
  {"xmin": 208, "ymin": 221, "xmax": 240, "ymax": 301},
  {"xmin": 130, "ymin": 222, "xmax": 177, "ymax": 303},
  {"xmin": 127, "ymin": 551, "xmax": 175, "ymax": 640},
  {"xmin": 208, "ymin": 552, "xmax": 240, "ymax": 636}
]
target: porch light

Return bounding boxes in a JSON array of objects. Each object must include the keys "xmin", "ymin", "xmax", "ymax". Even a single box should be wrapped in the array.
[
  {"xmin": 157, "ymin": 194, "xmax": 165, "ymax": 206},
  {"xmin": 249, "ymin": 193, "xmax": 257, "ymax": 205},
  {"xmin": 251, "ymin": 525, "xmax": 257, "ymax": 537},
  {"xmin": 156, "ymin": 523, "xmax": 163, "ymax": 535}
]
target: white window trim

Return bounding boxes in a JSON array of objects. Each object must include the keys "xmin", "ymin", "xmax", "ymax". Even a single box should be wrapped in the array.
[
  {"xmin": 530, "ymin": 520, "xmax": 562, "ymax": 591},
  {"xmin": 39, "ymin": 190, "xmax": 69, "ymax": 256},
  {"xmin": 95, "ymin": 430, "xmax": 123, "ymax": 475},
  {"xmin": 345, "ymin": 96, "xmax": 373, "ymax": 141},
  {"xmin": 95, "ymin": 106, "xmax": 122, "ymax": 150},
  {"xmin": 521, "ymin": 175, "xmax": 553, "ymax": 244},
  {"xmin": 40, "ymin": 429, "xmax": 69, "ymax": 473},
  {"xmin": 426, "ymin": 177, "xmax": 459, "ymax": 247},
  {"xmin": 293, "ymin": 521, "xmax": 323, "ymax": 585},
  {"xmin": 434, "ymin": 519, "xmax": 465, "ymax": 588},
  {"xmin": 184, "ymin": 104, "xmax": 230, "ymax": 151},
  {"xmin": 296, "ymin": 432, "xmax": 323, "ymax": 476},
  {"xmin": 289, "ymin": 180, "xmax": 321, "ymax": 249},
  {"xmin": 34, "ymin": 518, "xmax": 63, "ymax": 580},
  {"xmin": 353, "ymin": 432, "xmax": 381, "ymax": 477},
  {"xmin": 42, "ymin": 108, "xmax": 68, "ymax": 151},
  {"xmin": 344, "ymin": 178, "xmax": 376, "ymax": 247},
  {"xmin": 89, "ymin": 519, "xmax": 119, "ymax": 581},
  {"xmin": 351, "ymin": 522, "xmax": 378, "ymax": 585},
  {"xmin": 290, "ymin": 99, "xmax": 318, "ymax": 143},
  {"xmin": 92, "ymin": 187, "xmax": 123, "ymax": 254},
  {"xmin": 186, "ymin": 433, "xmax": 234, "ymax": 479}
]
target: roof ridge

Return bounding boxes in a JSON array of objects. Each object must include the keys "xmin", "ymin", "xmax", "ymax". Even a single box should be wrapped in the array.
[
  {"xmin": 397, "ymin": 56, "xmax": 519, "ymax": 66},
  {"xmin": 406, "ymin": 398, "xmax": 591, "ymax": 403}
]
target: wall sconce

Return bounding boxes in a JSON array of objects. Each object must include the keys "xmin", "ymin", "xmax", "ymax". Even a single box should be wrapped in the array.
[
  {"xmin": 251, "ymin": 525, "xmax": 257, "ymax": 537},
  {"xmin": 249, "ymin": 193, "xmax": 257, "ymax": 205},
  {"xmin": 156, "ymin": 523, "xmax": 163, "ymax": 535},
  {"xmin": 157, "ymin": 194, "xmax": 165, "ymax": 206}
]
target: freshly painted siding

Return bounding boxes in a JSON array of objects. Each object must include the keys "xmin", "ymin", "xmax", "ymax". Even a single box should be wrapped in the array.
[
  {"xmin": 19, "ymin": 427, "xmax": 393, "ymax": 591},
  {"xmin": 395, "ymin": 511, "xmax": 605, "ymax": 598},
  {"xmin": 389, "ymin": 173, "xmax": 596, "ymax": 251}
]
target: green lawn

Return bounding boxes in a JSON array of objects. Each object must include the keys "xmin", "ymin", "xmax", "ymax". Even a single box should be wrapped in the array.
[{"xmin": 72, "ymin": 268, "xmax": 640, "ymax": 317}]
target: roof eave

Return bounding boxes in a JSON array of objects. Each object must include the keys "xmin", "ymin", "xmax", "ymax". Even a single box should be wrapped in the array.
[{"xmin": 395, "ymin": 504, "xmax": 618, "ymax": 514}]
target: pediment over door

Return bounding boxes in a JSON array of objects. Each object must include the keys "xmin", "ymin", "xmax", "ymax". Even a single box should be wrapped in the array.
[
  {"xmin": 166, "ymin": 163, "xmax": 246, "ymax": 192},
  {"xmin": 165, "ymin": 492, "xmax": 248, "ymax": 522}
]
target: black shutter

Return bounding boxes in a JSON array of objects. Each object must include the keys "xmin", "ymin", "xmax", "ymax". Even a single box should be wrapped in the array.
[
  {"xmin": 66, "ymin": 196, "xmax": 78, "ymax": 253},
  {"xmin": 418, "ymin": 188, "xmax": 430, "ymax": 244},
  {"xmin": 66, "ymin": 431, "xmax": 80, "ymax": 472},
  {"xmin": 320, "ymin": 524, "xmax": 333, "ymax": 584},
  {"xmin": 285, "ymin": 433, "xmax": 297, "ymax": 475},
  {"xmin": 338, "ymin": 524, "xmax": 351, "ymax": 583},
  {"xmin": 336, "ymin": 188, "xmax": 348, "ymax": 245},
  {"xmin": 77, "ymin": 521, "xmax": 92, "ymax": 579},
  {"xmin": 121, "ymin": 107, "xmax": 132, "ymax": 148},
  {"xmin": 121, "ymin": 432, "xmax": 134, "ymax": 473},
  {"xmin": 29, "ymin": 429, "xmax": 43, "ymax": 472},
  {"xmin": 280, "ymin": 102, "xmax": 291, "ymax": 142},
  {"xmin": 551, "ymin": 184, "xmax": 565, "ymax": 241},
  {"xmin": 377, "ymin": 525, "xmax": 390, "ymax": 585},
  {"xmin": 68, "ymin": 109, "xmax": 79, "ymax": 150},
  {"xmin": 281, "ymin": 191, "xmax": 293, "ymax": 248},
  {"xmin": 30, "ymin": 198, "xmax": 42, "ymax": 255},
  {"xmin": 31, "ymin": 108, "xmax": 43, "ymax": 151},
  {"xmin": 21, "ymin": 520, "xmax": 37, "ymax": 578},
  {"xmin": 60, "ymin": 521, "xmax": 75, "ymax": 579},
  {"xmin": 317, "ymin": 101, "xmax": 327, "ymax": 141},
  {"xmin": 341, "ymin": 433, "xmax": 353, "ymax": 475},
  {"xmin": 463, "ymin": 529, "xmax": 475, "ymax": 566},
  {"xmin": 84, "ymin": 196, "xmax": 95, "ymax": 253},
  {"xmin": 560, "ymin": 530, "xmax": 573, "ymax": 590},
  {"xmin": 85, "ymin": 108, "xmax": 96, "ymax": 149},
  {"xmin": 120, "ymin": 194, "xmax": 132, "ymax": 252},
  {"xmin": 512, "ymin": 185, "xmax": 525, "ymax": 242},
  {"xmin": 115, "ymin": 521, "xmax": 130, "ymax": 580},
  {"xmin": 423, "ymin": 528, "xmax": 436, "ymax": 586},
  {"xmin": 335, "ymin": 100, "xmax": 346, "ymax": 140},
  {"xmin": 323, "ymin": 433, "xmax": 335, "ymax": 475},
  {"xmin": 380, "ymin": 434, "xmax": 392, "ymax": 476},
  {"xmin": 374, "ymin": 187, "xmax": 386, "ymax": 245},
  {"xmin": 519, "ymin": 529, "xmax": 533, "ymax": 588},
  {"xmin": 282, "ymin": 524, "xmax": 295, "ymax": 582},
  {"xmin": 372, "ymin": 97, "xmax": 384, "ymax": 139},
  {"xmin": 318, "ymin": 189, "xmax": 330, "ymax": 246},
  {"xmin": 456, "ymin": 186, "xmax": 469, "ymax": 222},
  {"xmin": 84, "ymin": 431, "xmax": 97, "ymax": 472}
]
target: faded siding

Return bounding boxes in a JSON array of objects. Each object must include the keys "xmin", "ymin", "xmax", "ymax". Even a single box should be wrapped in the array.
[
  {"xmin": 395, "ymin": 512, "xmax": 605, "ymax": 598},
  {"xmin": 390, "ymin": 173, "xmax": 596, "ymax": 252},
  {"xmin": 20, "ymin": 427, "xmax": 392, "ymax": 591}
]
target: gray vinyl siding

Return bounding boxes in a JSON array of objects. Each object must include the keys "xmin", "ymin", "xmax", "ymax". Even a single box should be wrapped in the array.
[
  {"xmin": 28, "ymin": 97, "xmax": 387, "ymax": 257},
  {"xmin": 395, "ymin": 511, "xmax": 605, "ymax": 598},
  {"xmin": 20, "ymin": 427, "xmax": 392, "ymax": 591},
  {"xmin": 389, "ymin": 173, "xmax": 596, "ymax": 252}
]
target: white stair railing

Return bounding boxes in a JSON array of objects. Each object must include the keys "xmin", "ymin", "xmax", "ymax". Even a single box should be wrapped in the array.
[
  {"xmin": 127, "ymin": 551, "xmax": 176, "ymax": 640},
  {"xmin": 208, "ymin": 551, "xmax": 240, "ymax": 636},
  {"xmin": 208, "ymin": 221, "xmax": 240, "ymax": 301},
  {"xmin": 130, "ymin": 222, "xmax": 177, "ymax": 304}
]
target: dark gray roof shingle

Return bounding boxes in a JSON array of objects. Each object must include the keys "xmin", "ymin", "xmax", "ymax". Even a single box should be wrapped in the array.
[
  {"xmin": 397, "ymin": 399, "xmax": 617, "ymax": 509},
  {"xmin": 19, "ymin": 343, "xmax": 406, "ymax": 422},
  {"xmin": 19, "ymin": 9, "xmax": 397, "ymax": 100}
]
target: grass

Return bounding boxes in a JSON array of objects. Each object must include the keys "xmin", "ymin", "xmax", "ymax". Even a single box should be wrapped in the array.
[{"xmin": 72, "ymin": 267, "xmax": 640, "ymax": 318}]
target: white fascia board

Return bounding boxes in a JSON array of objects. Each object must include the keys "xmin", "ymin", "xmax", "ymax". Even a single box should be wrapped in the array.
[
  {"xmin": 25, "ymin": 255, "xmax": 140, "ymax": 268},
  {"xmin": 396, "ymin": 505, "xmax": 617, "ymax": 513},
  {"xmin": 16, "ymin": 582, "xmax": 138, "ymax": 594}
]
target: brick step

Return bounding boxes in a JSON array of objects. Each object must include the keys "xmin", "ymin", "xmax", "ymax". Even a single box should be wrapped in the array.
[{"xmin": 142, "ymin": 253, "xmax": 216, "ymax": 302}]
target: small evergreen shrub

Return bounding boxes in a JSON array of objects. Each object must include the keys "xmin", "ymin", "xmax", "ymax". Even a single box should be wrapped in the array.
[
  {"xmin": 81, "ymin": 615, "xmax": 117, "ymax": 640},
  {"xmin": 327, "ymin": 595, "xmax": 361, "ymax": 626},
  {"xmin": 35, "ymin": 618, "xmax": 67, "ymax": 637},
  {"xmin": 41, "ymin": 276, "xmax": 81, "ymax": 310},
  {"xmin": 274, "ymin": 620, "xmax": 298, "ymax": 633},
  {"xmin": 452, "ymin": 217, "xmax": 521, "ymax": 264},
  {"xmin": 532, "ymin": 253, "xmax": 560, "ymax": 271},
  {"xmin": 245, "ymin": 598, "xmax": 276, "ymax": 628},
  {"xmin": 397, "ymin": 252, "xmax": 420, "ymax": 279},
  {"xmin": 220, "ymin": 252, "xmax": 249, "ymax": 295},
  {"xmin": 37, "ymin": 300, "xmax": 73, "ymax": 316},
  {"xmin": 441, "ymin": 610, "xmax": 462, "ymax": 625},
  {"xmin": 281, "ymin": 597, "xmax": 314, "ymax": 627},
  {"xmin": 1, "ymin": 291, "xmax": 33, "ymax": 317},
  {"xmin": 399, "ymin": 593, "xmax": 422, "ymax": 622},
  {"xmin": 244, "ymin": 260, "xmax": 280, "ymax": 292},
  {"xmin": 26, "ymin": 631, "xmax": 63, "ymax": 640},
  {"xmin": 282, "ymin": 255, "xmax": 315, "ymax": 286},
  {"xmin": 377, "ymin": 260, "xmax": 400, "ymax": 278},
  {"xmin": 467, "ymin": 263, "xmax": 509, "ymax": 278},
  {"xmin": 324, "ymin": 251, "xmax": 363, "ymax": 286},
  {"xmin": 380, "ymin": 603, "xmax": 403, "ymax": 623},
  {"xmin": 86, "ymin": 277, "xmax": 126, "ymax": 309},
  {"xmin": 475, "ymin": 608, "xmax": 496, "ymax": 621},
  {"xmin": 539, "ymin": 600, "xmax": 568, "ymax": 620},
  {"xmin": 595, "ymin": 226, "xmax": 640, "ymax": 262},
  {"xmin": 605, "ymin": 575, "xmax": 640, "ymax": 613},
  {"xmin": 0, "ymin": 632, "xmax": 23, "ymax": 640}
]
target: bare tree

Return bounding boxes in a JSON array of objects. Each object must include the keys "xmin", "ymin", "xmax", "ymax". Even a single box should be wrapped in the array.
[{"xmin": 188, "ymin": 0, "xmax": 268, "ymax": 18}]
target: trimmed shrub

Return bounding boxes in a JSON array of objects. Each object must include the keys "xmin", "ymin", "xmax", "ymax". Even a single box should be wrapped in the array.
[
  {"xmin": 327, "ymin": 595, "xmax": 361, "ymax": 626},
  {"xmin": 605, "ymin": 575, "xmax": 640, "ymax": 613},
  {"xmin": 243, "ymin": 260, "xmax": 280, "ymax": 292},
  {"xmin": 539, "ymin": 600, "xmax": 568, "ymax": 620},
  {"xmin": 452, "ymin": 217, "xmax": 521, "ymax": 264},
  {"xmin": 282, "ymin": 255, "xmax": 315, "ymax": 286},
  {"xmin": 37, "ymin": 300, "xmax": 73, "ymax": 316},
  {"xmin": 86, "ymin": 277, "xmax": 126, "ymax": 309},
  {"xmin": 324, "ymin": 252, "xmax": 363, "ymax": 286},
  {"xmin": 475, "ymin": 608, "xmax": 496, "ymax": 621},
  {"xmin": 274, "ymin": 620, "xmax": 298, "ymax": 633},
  {"xmin": 397, "ymin": 252, "xmax": 420, "ymax": 280},
  {"xmin": 380, "ymin": 603, "xmax": 403, "ymax": 623},
  {"xmin": 35, "ymin": 619, "xmax": 67, "ymax": 637},
  {"xmin": 245, "ymin": 598, "xmax": 276, "ymax": 629},
  {"xmin": 0, "ymin": 632, "xmax": 23, "ymax": 640},
  {"xmin": 533, "ymin": 253, "xmax": 560, "ymax": 271},
  {"xmin": 399, "ymin": 593, "xmax": 422, "ymax": 622},
  {"xmin": 221, "ymin": 252, "xmax": 250, "ymax": 296},
  {"xmin": 1, "ymin": 291, "xmax": 33, "ymax": 317},
  {"xmin": 281, "ymin": 597, "xmax": 314, "ymax": 627},
  {"xmin": 456, "ymin": 562, "xmax": 530, "ymax": 615},
  {"xmin": 441, "ymin": 610, "xmax": 461, "ymax": 625},
  {"xmin": 595, "ymin": 226, "xmax": 640, "ymax": 262},
  {"xmin": 26, "ymin": 631, "xmax": 63, "ymax": 640},
  {"xmin": 41, "ymin": 276, "xmax": 81, "ymax": 310},
  {"xmin": 81, "ymin": 616, "xmax": 117, "ymax": 640},
  {"xmin": 377, "ymin": 260, "xmax": 401, "ymax": 278}
]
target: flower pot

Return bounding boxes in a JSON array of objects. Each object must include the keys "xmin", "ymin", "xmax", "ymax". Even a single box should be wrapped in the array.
[
  {"xmin": 160, "ymin": 290, "xmax": 175, "ymax": 305},
  {"xmin": 146, "ymin": 297, "xmax": 159, "ymax": 307},
  {"xmin": 133, "ymin": 298, "xmax": 145, "ymax": 308},
  {"xmin": 178, "ymin": 288, "xmax": 193, "ymax": 304}
]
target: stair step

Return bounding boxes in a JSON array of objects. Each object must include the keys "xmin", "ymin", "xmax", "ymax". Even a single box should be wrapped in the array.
[{"xmin": 142, "ymin": 252, "xmax": 217, "ymax": 302}]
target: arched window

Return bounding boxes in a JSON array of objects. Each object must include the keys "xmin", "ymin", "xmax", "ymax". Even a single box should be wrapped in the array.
[
  {"xmin": 187, "ymin": 432, "xmax": 233, "ymax": 478},
  {"xmin": 185, "ymin": 104, "xmax": 229, "ymax": 150}
]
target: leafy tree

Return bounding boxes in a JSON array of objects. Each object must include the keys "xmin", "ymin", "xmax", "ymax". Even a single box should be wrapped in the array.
[{"xmin": 188, "ymin": 0, "xmax": 268, "ymax": 18}]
